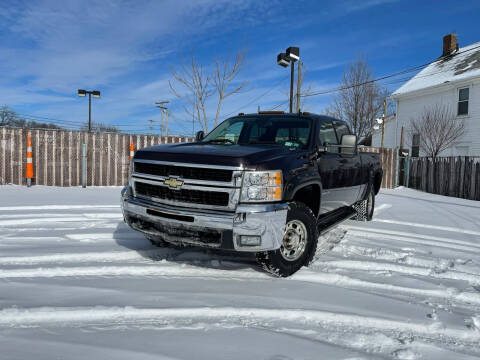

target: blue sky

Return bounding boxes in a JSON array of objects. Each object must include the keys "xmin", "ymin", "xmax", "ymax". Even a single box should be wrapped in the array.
[{"xmin": 1, "ymin": 0, "xmax": 479, "ymax": 135}]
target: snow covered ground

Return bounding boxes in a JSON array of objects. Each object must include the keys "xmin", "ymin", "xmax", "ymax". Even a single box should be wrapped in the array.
[{"xmin": 0, "ymin": 186, "xmax": 479, "ymax": 359}]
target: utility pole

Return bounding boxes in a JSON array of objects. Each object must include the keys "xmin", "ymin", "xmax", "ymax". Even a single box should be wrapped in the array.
[
  {"xmin": 155, "ymin": 101, "xmax": 169, "ymax": 138},
  {"xmin": 149, "ymin": 119, "xmax": 153, "ymax": 135},
  {"xmin": 296, "ymin": 61, "xmax": 302, "ymax": 113},
  {"xmin": 381, "ymin": 98, "xmax": 387, "ymax": 149},
  {"xmin": 165, "ymin": 110, "xmax": 169, "ymax": 137}
]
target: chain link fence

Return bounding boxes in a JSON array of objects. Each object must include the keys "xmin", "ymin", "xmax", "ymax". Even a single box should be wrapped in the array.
[{"xmin": 0, "ymin": 127, "xmax": 193, "ymax": 186}]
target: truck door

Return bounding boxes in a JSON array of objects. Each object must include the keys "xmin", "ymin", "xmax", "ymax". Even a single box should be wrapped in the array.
[
  {"xmin": 333, "ymin": 120, "xmax": 363, "ymax": 204},
  {"xmin": 317, "ymin": 120, "xmax": 345, "ymax": 213}
]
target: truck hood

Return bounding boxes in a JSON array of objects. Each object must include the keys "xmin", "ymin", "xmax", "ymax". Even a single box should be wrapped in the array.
[{"xmin": 134, "ymin": 142, "xmax": 301, "ymax": 168}]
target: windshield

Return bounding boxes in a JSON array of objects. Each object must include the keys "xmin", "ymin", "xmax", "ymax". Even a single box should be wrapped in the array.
[{"xmin": 202, "ymin": 116, "xmax": 312, "ymax": 149}]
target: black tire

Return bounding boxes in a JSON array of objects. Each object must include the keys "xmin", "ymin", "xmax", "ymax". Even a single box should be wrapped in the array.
[
  {"xmin": 353, "ymin": 184, "xmax": 375, "ymax": 221},
  {"xmin": 146, "ymin": 235, "xmax": 170, "ymax": 248},
  {"xmin": 256, "ymin": 202, "xmax": 318, "ymax": 277}
]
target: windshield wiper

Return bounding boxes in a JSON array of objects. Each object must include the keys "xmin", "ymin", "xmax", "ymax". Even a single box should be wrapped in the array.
[{"xmin": 203, "ymin": 138, "xmax": 235, "ymax": 144}]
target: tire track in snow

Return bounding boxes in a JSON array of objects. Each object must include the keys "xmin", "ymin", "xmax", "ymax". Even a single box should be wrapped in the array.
[
  {"xmin": 0, "ymin": 216, "xmax": 122, "ymax": 227},
  {"xmin": 373, "ymin": 218, "xmax": 480, "ymax": 236},
  {"xmin": 320, "ymin": 260, "xmax": 480, "ymax": 285},
  {"xmin": 2, "ymin": 263, "xmax": 480, "ymax": 308},
  {"xmin": 291, "ymin": 271, "xmax": 480, "ymax": 307},
  {"xmin": 331, "ymin": 242, "xmax": 480, "ymax": 277},
  {"xmin": 0, "ymin": 205, "xmax": 119, "ymax": 211},
  {"xmin": 0, "ymin": 306, "xmax": 478, "ymax": 351},
  {"xmin": 0, "ymin": 265, "xmax": 269, "ymax": 281},
  {"xmin": 343, "ymin": 226, "xmax": 480, "ymax": 253},
  {"xmin": 0, "ymin": 250, "xmax": 157, "ymax": 265}
]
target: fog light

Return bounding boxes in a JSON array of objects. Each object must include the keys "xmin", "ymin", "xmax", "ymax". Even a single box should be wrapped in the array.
[
  {"xmin": 239, "ymin": 235, "xmax": 262, "ymax": 246},
  {"xmin": 238, "ymin": 235, "xmax": 261, "ymax": 247}
]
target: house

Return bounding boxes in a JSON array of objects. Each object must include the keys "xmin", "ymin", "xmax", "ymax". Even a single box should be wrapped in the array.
[{"xmin": 373, "ymin": 34, "xmax": 480, "ymax": 156}]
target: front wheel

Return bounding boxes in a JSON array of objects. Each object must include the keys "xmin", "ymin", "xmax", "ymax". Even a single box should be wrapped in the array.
[{"xmin": 256, "ymin": 202, "xmax": 318, "ymax": 277}]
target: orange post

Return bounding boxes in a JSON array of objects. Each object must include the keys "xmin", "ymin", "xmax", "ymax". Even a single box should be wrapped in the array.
[
  {"xmin": 26, "ymin": 133, "xmax": 33, "ymax": 187},
  {"xmin": 129, "ymin": 140, "xmax": 135, "ymax": 161}
]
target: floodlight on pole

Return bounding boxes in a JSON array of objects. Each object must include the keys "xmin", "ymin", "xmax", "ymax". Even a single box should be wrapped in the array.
[
  {"xmin": 77, "ymin": 89, "xmax": 101, "ymax": 132},
  {"xmin": 286, "ymin": 47, "xmax": 300, "ymax": 61},
  {"xmin": 277, "ymin": 53, "xmax": 290, "ymax": 67},
  {"xmin": 277, "ymin": 46, "xmax": 300, "ymax": 113}
]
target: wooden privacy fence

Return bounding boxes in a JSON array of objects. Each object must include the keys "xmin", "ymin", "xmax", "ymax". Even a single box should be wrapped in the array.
[
  {"xmin": 408, "ymin": 156, "xmax": 480, "ymax": 201},
  {"xmin": 359, "ymin": 147, "xmax": 397, "ymax": 189},
  {"xmin": 0, "ymin": 127, "xmax": 192, "ymax": 186}
]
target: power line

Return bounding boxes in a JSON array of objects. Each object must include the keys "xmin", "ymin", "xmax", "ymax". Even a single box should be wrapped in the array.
[
  {"xmin": 301, "ymin": 43, "xmax": 480, "ymax": 98},
  {"xmin": 220, "ymin": 74, "xmax": 290, "ymax": 118}
]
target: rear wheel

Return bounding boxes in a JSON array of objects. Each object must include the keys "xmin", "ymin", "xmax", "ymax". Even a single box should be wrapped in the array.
[
  {"xmin": 256, "ymin": 202, "xmax": 318, "ymax": 277},
  {"xmin": 353, "ymin": 185, "xmax": 375, "ymax": 221}
]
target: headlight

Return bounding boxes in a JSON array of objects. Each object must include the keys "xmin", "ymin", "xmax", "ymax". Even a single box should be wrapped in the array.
[{"xmin": 240, "ymin": 170, "xmax": 282, "ymax": 202}]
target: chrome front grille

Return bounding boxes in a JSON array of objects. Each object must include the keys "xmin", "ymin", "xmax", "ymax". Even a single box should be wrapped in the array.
[
  {"xmin": 131, "ymin": 160, "xmax": 242, "ymax": 210},
  {"xmin": 134, "ymin": 162, "xmax": 233, "ymax": 182}
]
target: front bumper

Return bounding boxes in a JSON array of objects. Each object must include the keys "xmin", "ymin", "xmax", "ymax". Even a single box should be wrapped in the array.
[{"xmin": 121, "ymin": 186, "xmax": 288, "ymax": 252}]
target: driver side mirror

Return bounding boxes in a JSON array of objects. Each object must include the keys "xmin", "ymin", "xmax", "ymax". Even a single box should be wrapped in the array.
[
  {"xmin": 340, "ymin": 134, "xmax": 357, "ymax": 155},
  {"xmin": 195, "ymin": 130, "xmax": 205, "ymax": 142}
]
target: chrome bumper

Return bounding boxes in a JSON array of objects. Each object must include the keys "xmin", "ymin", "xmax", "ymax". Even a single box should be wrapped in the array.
[{"xmin": 121, "ymin": 186, "xmax": 288, "ymax": 252}]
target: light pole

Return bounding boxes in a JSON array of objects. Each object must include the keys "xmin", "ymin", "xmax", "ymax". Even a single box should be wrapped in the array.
[
  {"xmin": 155, "ymin": 101, "xmax": 169, "ymax": 137},
  {"xmin": 78, "ymin": 89, "xmax": 101, "ymax": 132},
  {"xmin": 277, "ymin": 46, "xmax": 300, "ymax": 113}
]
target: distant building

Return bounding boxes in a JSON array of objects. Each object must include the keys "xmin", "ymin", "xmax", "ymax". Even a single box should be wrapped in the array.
[{"xmin": 373, "ymin": 34, "xmax": 480, "ymax": 156}]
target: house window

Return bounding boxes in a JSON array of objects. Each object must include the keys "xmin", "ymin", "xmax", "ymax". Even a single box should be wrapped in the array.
[
  {"xmin": 411, "ymin": 133, "xmax": 420, "ymax": 157},
  {"xmin": 458, "ymin": 87, "xmax": 469, "ymax": 116}
]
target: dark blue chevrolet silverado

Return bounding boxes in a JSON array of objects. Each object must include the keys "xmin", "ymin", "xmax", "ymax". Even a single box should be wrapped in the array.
[{"xmin": 121, "ymin": 112, "xmax": 383, "ymax": 276}]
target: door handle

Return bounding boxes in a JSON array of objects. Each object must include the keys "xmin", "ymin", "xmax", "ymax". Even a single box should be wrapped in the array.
[{"xmin": 340, "ymin": 159, "xmax": 348, "ymax": 164}]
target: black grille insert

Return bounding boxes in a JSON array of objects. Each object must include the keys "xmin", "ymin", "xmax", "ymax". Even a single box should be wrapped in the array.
[
  {"xmin": 135, "ymin": 162, "xmax": 233, "ymax": 182},
  {"xmin": 135, "ymin": 182, "xmax": 229, "ymax": 207}
]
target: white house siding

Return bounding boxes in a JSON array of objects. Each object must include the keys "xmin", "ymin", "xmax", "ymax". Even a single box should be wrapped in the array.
[
  {"xmin": 371, "ymin": 119, "xmax": 396, "ymax": 148},
  {"xmin": 385, "ymin": 78, "xmax": 480, "ymax": 156}
]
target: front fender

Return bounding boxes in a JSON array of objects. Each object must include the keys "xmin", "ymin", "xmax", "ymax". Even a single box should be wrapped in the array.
[{"xmin": 284, "ymin": 168, "xmax": 323, "ymax": 201}]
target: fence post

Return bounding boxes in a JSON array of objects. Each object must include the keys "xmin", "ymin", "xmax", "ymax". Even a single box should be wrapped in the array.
[
  {"xmin": 404, "ymin": 156, "xmax": 410, "ymax": 188},
  {"xmin": 82, "ymin": 143, "xmax": 87, "ymax": 188},
  {"xmin": 394, "ymin": 148, "xmax": 399, "ymax": 188}
]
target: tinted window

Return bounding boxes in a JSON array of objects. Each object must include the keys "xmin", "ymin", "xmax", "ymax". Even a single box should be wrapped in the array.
[
  {"xmin": 333, "ymin": 121, "xmax": 350, "ymax": 143},
  {"xmin": 202, "ymin": 116, "xmax": 313, "ymax": 149},
  {"xmin": 318, "ymin": 121, "xmax": 338, "ymax": 151}
]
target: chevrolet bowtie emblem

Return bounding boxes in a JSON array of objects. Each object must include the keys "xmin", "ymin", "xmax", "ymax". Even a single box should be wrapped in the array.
[{"xmin": 164, "ymin": 177, "xmax": 184, "ymax": 189}]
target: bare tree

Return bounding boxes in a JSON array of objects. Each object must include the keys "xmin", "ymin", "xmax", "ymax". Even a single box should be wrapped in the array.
[
  {"xmin": 0, "ymin": 105, "xmax": 17, "ymax": 126},
  {"xmin": 169, "ymin": 48, "xmax": 248, "ymax": 133},
  {"xmin": 325, "ymin": 56, "xmax": 386, "ymax": 140},
  {"xmin": 213, "ymin": 49, "xmax": 248, "ymax": 127},
  {"xmin": 169, "ymin": 52, "xmax": 214, "ymax": 132},
  {"xmin": 409, "ymin": 104, "xmax": 464, "ymax": 158}
]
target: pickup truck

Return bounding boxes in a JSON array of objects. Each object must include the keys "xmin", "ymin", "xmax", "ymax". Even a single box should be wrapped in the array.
[{"xmin": 121, "ymin": 112, "xmax": 383, "ymax": 277}]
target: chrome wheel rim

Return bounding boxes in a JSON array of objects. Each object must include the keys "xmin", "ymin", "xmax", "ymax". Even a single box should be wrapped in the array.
[{"xmin": 280, "ymin": 220, "xmax": 308, "ymax": 261}]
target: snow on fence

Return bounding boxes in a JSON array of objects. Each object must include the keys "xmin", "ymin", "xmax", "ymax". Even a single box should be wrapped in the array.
[
  {"xmin": 359, "ymin": 147, "xmax": 397, "ymax": 189},
  {"xmin": 408, "ymin": 156, "xmax": 480, "ymax": 201},
  {"xmin": 0, "ymin": 127, "xmax": 192, "ymax": 186}
]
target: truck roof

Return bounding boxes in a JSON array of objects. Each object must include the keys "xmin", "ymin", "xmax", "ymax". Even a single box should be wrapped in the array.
[{"xmin": 235, "ymin": 112, "xmax": 345, "ymax": 124}]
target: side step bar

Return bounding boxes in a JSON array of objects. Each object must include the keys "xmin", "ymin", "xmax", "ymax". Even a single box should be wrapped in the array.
[{"xmin": 317, "ymin": 206, "xmax": 356, "ymax": 235}]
